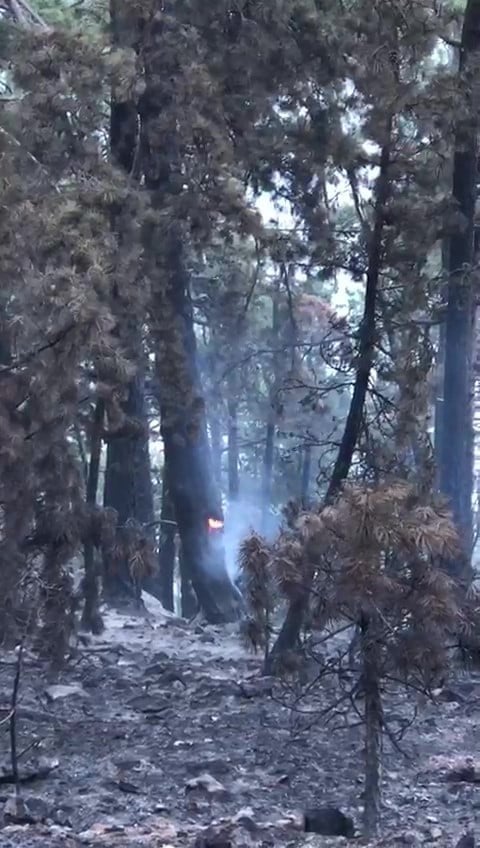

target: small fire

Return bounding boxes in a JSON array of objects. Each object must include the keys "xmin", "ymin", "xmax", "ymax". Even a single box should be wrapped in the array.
[{"xmin": 207, "ymin": 517, "xmax": 224, "ymax": 532}]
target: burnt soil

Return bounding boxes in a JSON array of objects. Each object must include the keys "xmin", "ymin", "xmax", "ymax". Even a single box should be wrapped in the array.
[{"xmin": 0, "ymin": 596, "xmax": 478, "ymax": 848}]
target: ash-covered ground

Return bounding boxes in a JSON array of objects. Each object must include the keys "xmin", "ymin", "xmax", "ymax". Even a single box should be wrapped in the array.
[{"xmin": 0, "ymin": 595, "xmax": 478, "ymax": 847}]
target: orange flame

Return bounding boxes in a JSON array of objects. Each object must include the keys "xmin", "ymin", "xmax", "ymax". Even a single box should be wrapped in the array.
[{"xmin": 207, "ymin": 517, "xmax": 224, "ymax": 531}]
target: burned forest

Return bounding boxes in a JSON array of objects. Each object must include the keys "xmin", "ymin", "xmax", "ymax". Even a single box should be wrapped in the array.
[{"xmin": 1, "ymin": 0, "xmax": 480, "ymax": 846}]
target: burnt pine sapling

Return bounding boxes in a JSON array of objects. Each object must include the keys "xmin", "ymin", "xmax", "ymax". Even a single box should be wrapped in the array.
[{"xmin": 242, "ymin": 481, "xmax": 463, "ymax": 837}]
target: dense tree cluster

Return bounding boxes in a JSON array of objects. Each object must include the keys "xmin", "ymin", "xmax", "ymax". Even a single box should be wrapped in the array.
[
  {"xmin": 0, "ymin": 0, "xmax": 479, "ymax": 837},
  {"xmin": 0, "ymin": 0, "xmax": 477, "ymax": 727}
]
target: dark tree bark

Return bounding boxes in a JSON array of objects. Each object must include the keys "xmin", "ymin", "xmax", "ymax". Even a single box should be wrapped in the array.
[
  {"xmin": 139, "ymin": 11, "xmax": 240, "ymax": 623},
  {"xmin": 110, "ymin": 0, "xmax": 139, "ymax": 176},
  {"xmin": 143, "ymin": 464, "xmax": 175, "ymax": 610},
  {"xmin": 261, "ymin": 420, "xmax": 275, "ymax": 531},
  {"xmin": 103, "ymin": 370, "xmax": 154, "ymax": 603},
  {"xmin": 227, "ymin": 386, "xmax": 240, "ymax": 502},
  {"xmin": 160, "ymin": 391, "xmax": 238, "ymax": 623},
  {"xmin": 81, "ymin": 399, "xmax": 105, "ymax": 633},
  {"xmin": 438, "ymin": 0, "xmax": 480, "ymax": 570},
  {"xmin": 434, "ymin": 243, "xmax": 448, "ymax": 488},
  {"xmin": 300, "ymin": 443, "xmax": 311, "ymax": 507},
  {"xmin": 265, "ymin": 124, "xmax": 393, "ymax": 673},
  {"xmin": 261, "ymin": 281, "xmax": 280, "ymax": 533},
  {"xmin": 103, "ymin": 0, "xmax": 156, "ymax": 605},
  {"xmin": 152, "ymin": 273, "xmax": 239, "ymax": 623},
  {"xmin": 180, "ymin": 545, "xmax": 199, "ymax": 619}
]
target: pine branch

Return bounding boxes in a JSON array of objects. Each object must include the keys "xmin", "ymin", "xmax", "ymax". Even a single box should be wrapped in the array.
[
  {"xmin": 0, "ymin": 323, "xmax": 77, "ymax": 377},
  {"xmin": 3, "ymin": 0, "xmax": 48, "ymax": 29}
]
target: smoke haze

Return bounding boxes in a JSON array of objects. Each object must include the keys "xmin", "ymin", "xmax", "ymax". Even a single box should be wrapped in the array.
[{"xmin": 223, "ymin": 498, "xmax": 282, "ymax": 581}]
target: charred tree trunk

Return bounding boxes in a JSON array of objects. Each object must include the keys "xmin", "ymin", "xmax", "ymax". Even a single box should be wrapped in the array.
[
  {"xmin": 227, "ymin": 391, "xmax": 240, "ymax": 502},
  {"xmin": 39, "ymin": 542, "xmax": 74, "ymax": 668},
  {"xmin": 81, "ymin": 399, "xmax": 105, "ymax": 633},
  {"xmin": 261, "ymin": 421, "xmax": 275, "ymax": 532},
  {"xmin": 151, "ymin": 262, "xmax": 239, "ymax": 623},
  {"xmin": 36, "ymin": 441, "xmax": 80, "ymax": 666},
  {"xmin": 434, "ymin": 241, "xmax": 449, "ymax": 487},
  {"xmin": 139, "ymin": 14, "xmax": 239, "ymax": 622},
  {"xmin": 180, "ymin": 546, "xmax": 198, "ymax": 618},
  {"xmin": 103, "ymin": 0, "xmax": 155, "ymax": 605},
  {"xmin": 110, "ymin": 0, "xmax": 138, "ymax": 177},
  {"xmin": 266, "ymin": 125, "xmax": 393, "ymax": 673},
  {"xmin": 300, "ymin": 443, "xmax": 312, "ymax": 507},
  {"xmin": 434, "ymin": 320, "xmax": 447, "ymax": 486},
  {"xmin": 103, "ymin": 370, "xmax": 154, "ymax": 604},
  {"xmin": 438, "ymin": 0, "xmax": 480, "ymax": 572},
  {"xmin": 261, "ymin": 281, "xmax": 280, "ymax": 533},
  {"xmin": 144, "ymin": 465, "xmax": 175, "ymax": 610}
]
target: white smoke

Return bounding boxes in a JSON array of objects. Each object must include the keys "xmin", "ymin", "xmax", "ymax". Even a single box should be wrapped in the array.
[{"xmin": 222, "ymin": 498, "xmax": 282, "ymax": 582}]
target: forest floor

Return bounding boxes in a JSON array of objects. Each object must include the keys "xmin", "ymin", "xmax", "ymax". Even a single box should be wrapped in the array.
[{"xmin": 0, "ymin": 596, "xmax": 478, "ymax": 848}]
